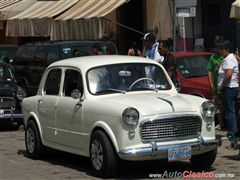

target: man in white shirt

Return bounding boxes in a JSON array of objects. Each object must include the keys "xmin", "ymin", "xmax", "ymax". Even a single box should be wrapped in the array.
[{"xmin": 217, "ymin": 39, "xmax": 240, "ymax": 138}]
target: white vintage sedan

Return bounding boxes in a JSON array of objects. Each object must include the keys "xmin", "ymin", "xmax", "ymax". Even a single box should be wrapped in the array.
[{"xmin": 22, "ymin": 55, "xmax": 220, "ymax": 177}]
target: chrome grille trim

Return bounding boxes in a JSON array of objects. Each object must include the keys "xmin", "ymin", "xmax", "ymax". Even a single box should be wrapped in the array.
[
  {"xmin": 0, "ymin": 97, "xmax": 16, "ymax": 110},
  {"xmin": 140, "ymin": 115, "xmax": 202, "ymax": 143}
]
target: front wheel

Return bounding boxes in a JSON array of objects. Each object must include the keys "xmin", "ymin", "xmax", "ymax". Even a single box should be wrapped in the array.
[
  {"xmin": 191, "ymin": 148, "xmax": 217, "ymax": 168},
  {"xmin": 90, "ymin": 130, "xmax": 119, "ymax": 178},
  {"xmin": 25, "ymin": 120, "xmax": 45, "ymax": 159}
]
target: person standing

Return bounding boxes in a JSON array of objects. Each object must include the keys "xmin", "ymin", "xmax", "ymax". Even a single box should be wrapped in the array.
[
  {"xmin": 127, "ymin": 42, "xmax": 142, "ymax": 56},
  {"xmin": 207, "ymin": 40, "xmax": 224, "ymax": 130},
  {"xmin": 217, "ymin": 39, "xmax": 240, "ymax": 138},
  {"xmin": 158, "ymin": 40, "xmax": 177, "ymax": 84},
  {"xmin": 143, "ymin": 33, "xmax": 164, "ymax": 63}
]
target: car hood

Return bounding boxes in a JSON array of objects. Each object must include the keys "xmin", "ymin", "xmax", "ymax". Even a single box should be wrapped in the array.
[
  {"xmin": 0, "ymin": 81, "xmax": 16, "ymax": 97},
  {"xmin": 183, "ymin": 76, "xmax": 210, "ymax": 88},
  {"xmin": 103, "ymin": 92, "xmax": 197, "ymax": 117}
]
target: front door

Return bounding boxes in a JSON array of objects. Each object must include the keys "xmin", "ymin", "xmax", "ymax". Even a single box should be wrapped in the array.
[
  {"xmin": 55, "ymin": 69, "xmax": 85, "ymax": 149},
  {"xmin": 38, "ymin": 68, "xmax": 62, "ymax": 143}
]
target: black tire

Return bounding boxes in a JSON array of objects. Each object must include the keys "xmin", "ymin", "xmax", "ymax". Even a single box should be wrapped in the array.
[
  {"xmin": 90, "ymin": 130, "xmax": 119, "ymax": 178},
  {"xmin": 191, "ymin": 148, "xmax": 217, "ymax": 168},
  {"xmin": 25, "ymin": 120, "xmax": 45, "ymax": 159}
]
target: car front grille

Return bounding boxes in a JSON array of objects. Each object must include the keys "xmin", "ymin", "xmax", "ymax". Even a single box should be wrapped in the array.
[
  {"xmin": 0, "ymin": 97, "xmax": 16, "ymax": 109},
  {"xmin": 140, "ymin": 116, "xmax": 202, "ymax": 142}
]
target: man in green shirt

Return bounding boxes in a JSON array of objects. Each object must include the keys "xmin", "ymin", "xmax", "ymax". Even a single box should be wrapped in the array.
[{"xmin": 207, "ymin": 50, "xmax": 224, "ymax": 130}]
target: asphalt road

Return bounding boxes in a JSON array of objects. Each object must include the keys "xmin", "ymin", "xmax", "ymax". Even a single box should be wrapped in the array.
[{"xmin": 0, "ymin": 129, "xmax": 239, "ymax": 180}]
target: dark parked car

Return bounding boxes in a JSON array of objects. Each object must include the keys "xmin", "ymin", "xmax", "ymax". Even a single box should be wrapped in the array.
[
  {"xmin": 0, "ymin": 62, "xmax": 24, "ymax": 127},
  {"xmin": 13, "ymin": 41, "xmax": 118, "ymax": 96},
  {"xmin": 0, "ymin": 45, "xmax": 18, "ymax": 63}
]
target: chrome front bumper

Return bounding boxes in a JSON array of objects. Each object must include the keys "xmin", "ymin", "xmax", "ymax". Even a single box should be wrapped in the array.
[
  {"xmin": 118, "ymin": 137, "xmax": 221, "ymax": 161},
  {"xmin": 0, "ymin": 110, "xmax": 23, "ymax": 120}
]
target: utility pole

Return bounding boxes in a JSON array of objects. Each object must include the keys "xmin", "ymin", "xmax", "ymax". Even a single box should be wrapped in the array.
[{"xmin": 173, "ymin": 0, "xmax": 176, "ymax": 51}]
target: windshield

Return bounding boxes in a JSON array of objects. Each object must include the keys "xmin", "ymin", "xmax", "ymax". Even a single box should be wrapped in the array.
[
  {"xmin": 87, "ymin": 63, "xmax": 171, "ymax": 95},
  {"xmin": 177, "ymin": 55, "xmax": 210, "ymax": 78},
  {"xmin": 0, "ymin": 65, "xmax": 14, "ymax": 82}
]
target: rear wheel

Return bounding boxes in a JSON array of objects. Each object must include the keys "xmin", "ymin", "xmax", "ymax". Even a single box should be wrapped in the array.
[
  {"xmin": 25, "ymin": 120, "xmax": 45, "ymax": 159},
  {"xmin": 90, "ymin": 130, "xmax": 119, "ymax": 178},
  {"xmin": 191, "ymin": 148, "xmax": 217, "ymax": 168}
]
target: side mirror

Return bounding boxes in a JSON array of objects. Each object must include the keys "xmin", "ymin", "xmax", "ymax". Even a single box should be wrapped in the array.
[{"xmin": 71, "ymin": 89, "xmax": 81, "ymax": 99}]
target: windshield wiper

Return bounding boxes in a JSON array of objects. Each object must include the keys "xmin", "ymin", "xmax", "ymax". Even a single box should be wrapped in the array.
[{"xmin": 96, "ymin": 88, "xmax": 126, "ymax": 94}]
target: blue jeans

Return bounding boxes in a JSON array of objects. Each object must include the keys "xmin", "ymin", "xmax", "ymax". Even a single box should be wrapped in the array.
[{"xmin": 221, "ymin": 87, "xmax": 239, "ymax": 136}]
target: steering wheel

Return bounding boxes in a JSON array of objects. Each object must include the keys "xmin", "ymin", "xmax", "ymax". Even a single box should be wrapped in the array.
[{"xmin": 129, "ymin": 78, "xmax": 157, "ymax": 90}]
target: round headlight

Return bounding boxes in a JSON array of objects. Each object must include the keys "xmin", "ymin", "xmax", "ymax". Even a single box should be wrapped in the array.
[
  {"xmin": 201, "ymin": 101, "xmax": 215, "ymax": 119},
  {"xmin": 122, "ymin": 108, "xmax": 139, "ymax": 126}
]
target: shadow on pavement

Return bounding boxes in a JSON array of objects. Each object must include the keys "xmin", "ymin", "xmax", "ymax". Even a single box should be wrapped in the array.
[{"xmin": 17, "ymin": 149, "xmax": 216, "ymax": 179}]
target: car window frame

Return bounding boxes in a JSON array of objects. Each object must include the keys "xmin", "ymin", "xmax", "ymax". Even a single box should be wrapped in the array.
[
  {"xmin": 43, "ymin": 68, "xmax": 62, "ymax": 96},
  {"xmin": 62, "ymin": 67, "xmax": 84, "ymax": 98}
]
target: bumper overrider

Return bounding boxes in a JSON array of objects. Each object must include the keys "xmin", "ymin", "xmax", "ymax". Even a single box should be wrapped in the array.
[{"xmin": 118, "ymin": 137, "xmax": 221, "ymax": 161}]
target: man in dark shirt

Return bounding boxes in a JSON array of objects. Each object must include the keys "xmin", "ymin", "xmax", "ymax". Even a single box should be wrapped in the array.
[{"xmin": 158, "ymin": 40, "xmax": 177, "ymax": 84}]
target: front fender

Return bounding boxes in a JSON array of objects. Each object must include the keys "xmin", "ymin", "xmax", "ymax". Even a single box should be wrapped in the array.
[{"xmin": 91, "ymin": 121, "xmax": 119, "ymax": 153}]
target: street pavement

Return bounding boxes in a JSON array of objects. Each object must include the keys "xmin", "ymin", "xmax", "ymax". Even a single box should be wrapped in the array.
[{"xmin": 0, "ymin": 129, "xmax": 239, "ymax": 180}]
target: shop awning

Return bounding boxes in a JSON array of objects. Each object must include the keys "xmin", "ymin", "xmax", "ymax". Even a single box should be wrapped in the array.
[
  {"xmin": 230, "ymin": 0, "xmax": 240, "ymax": 19},
  {"xmin": 6, "ymin": 0, "xmax": 78, "ymax": 37},
  {"xmin": 0, "ymin": 0, "xmax": 36, "ymax": 20},
  {"xmin": 6, "ymin": 0, "xmax": 126, "ymax": 40},
  {"xmin": 55, "ymin": 0, "xmax": 126, "ymax": 20},
  {"xmin": 0, "ymin": 0, "xmax": 21, "ymax": 10},
  {"xmin": 9, "ymin": 0, "xmax": 78, "ymax": 19}
]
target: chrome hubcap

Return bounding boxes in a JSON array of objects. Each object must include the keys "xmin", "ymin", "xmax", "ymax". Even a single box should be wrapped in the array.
[
  {"xmin": 91, "ymin": 139, "xmax": 103, "ymax": 170},
  {"xmin": 26, "ymin": 128, "xmax": 35, "ymax": 153}
]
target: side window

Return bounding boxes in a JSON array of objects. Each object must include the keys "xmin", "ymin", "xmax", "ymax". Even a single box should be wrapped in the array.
[
  {"xmin": 46, "ymin": 46, "xmax": 60, "ymax": 65},
  {"xmin": 13, "ymin": 46, "xmax": 37, "ymax": 65},
  {"xmin": 33, "ymin": 46, "xmax": 49, "ymax": 66},
  {"xmin": 44, "ymin": 69, "xmax": 61, "ymax": 95},
  {"xmin": 63, "ymin": 69, "xmax": 83, "ymax": 97}
]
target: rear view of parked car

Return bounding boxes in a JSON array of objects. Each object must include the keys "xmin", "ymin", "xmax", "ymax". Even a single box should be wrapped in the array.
[
  {"xmin": 12, "ymin": 41, "xmax": 117, "ymax": 96},
  {"xmin": 0, "ymin": 62, "xmax": 24, "ymax": 128}
]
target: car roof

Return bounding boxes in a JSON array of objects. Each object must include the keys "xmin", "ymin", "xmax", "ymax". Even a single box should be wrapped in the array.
[
  {"xmin": 172, "ymin": 51, "xmax": 212, "ymax": 57},
  {"xmin": 49, "ymin": 55, "xmax": 159, "ymax": 70},
  {"xmin": 0, "ymin": 45, "xmax": 18, "ymax": 48}
]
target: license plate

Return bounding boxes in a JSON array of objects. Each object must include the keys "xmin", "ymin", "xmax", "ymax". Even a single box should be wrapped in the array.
[
  {"xmin": 168, "ymin": 146, "xmax": 191, "ymax": 161},
  {"xmin": 0, "ymin": 109, "xmax": 4, "ymax": 118}
]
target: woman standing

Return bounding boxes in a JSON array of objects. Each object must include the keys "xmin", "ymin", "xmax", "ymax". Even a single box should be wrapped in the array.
[{"xmin": 217, "ymin": 39, "xmax": 240, "ymax": 138}]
